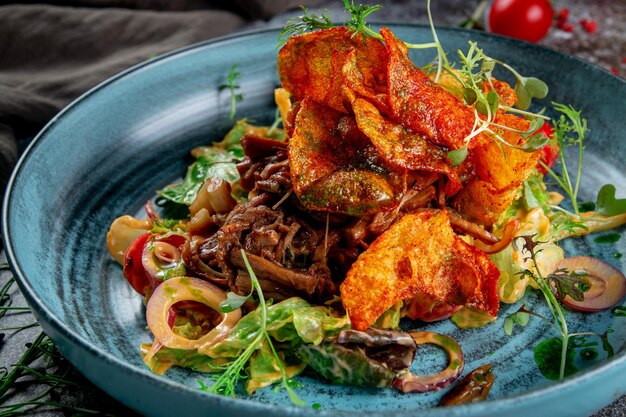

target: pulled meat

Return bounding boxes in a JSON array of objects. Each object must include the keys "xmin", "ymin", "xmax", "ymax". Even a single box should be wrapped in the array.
[{"xmin": 183, "ymin": 134, "xmax": 344, "ymax": 302}]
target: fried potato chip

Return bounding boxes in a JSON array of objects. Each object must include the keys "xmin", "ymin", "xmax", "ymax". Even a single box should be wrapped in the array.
[
  {"xmin": 452, "ymin": 179, "xmax": 520, "ymax": 227},
  {"xmin": 487, "ymin": 79, "xmax": 518, "ymax": 107},
  {"xmin": 472, "ymin": 113, "xmax": 541, "ymax": 191},
  {"xmin": 278, "ymin": 27, "xmax": 387, "ymax": 113},
  {"xmin": 352, "ymin": 97, "xmax": 461, "ymax": 196},
  {"xmin": 381, "ymin": 27, "xmax": 474, "ymax": 151},
  {"xmin": 340, "ymin": 210, "xmax": 500, "ymax": 330},
  {"xmin": 289, "ymin": 98, "xmax": 406, "ymax": 215},
  {"xmin": 340, "ymin": 49, "xmax": 390, "ymax": 114}
]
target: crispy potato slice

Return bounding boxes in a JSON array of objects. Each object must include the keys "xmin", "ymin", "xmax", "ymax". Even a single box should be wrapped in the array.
[
  {"xmin": 472, "ymin": 113, "xmax": 541, "ymax": 191},
  {"xmin": 352, "ymin": 97, "xmax": 461, "ymax": 196},
  {"xmin": 381, "ymin": 27, "xmax": 474, "ymax": 151},
  {"xmin": 289, "ymin": 98, "xmax": 406, "ymax": 215},
  {"xmin": 278, "ymin": 27, "xmax": 387, "ymax": 113},
  {"xmin": 340, "ymin": 210, "xmax": 500, "ymax": 330},
  {"xmin": 452, "ymin": 179, "xmax": 520, "ymax": 227},
  {"xmin": 487, "ymin": 79, "xmax": 517, "ymax": 107}
]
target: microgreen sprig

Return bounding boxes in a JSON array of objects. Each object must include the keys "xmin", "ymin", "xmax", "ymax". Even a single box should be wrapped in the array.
[
  {"xmin": 220, "ymin": 65, "xmax": 244, "ymax": 121},
  {"xmin": 430, "ymin": 38, "xmax": 549, "ymax": 164},
  {"xmin": 539, "ymin": 103, "xmax": 587, "ymax": 215}
]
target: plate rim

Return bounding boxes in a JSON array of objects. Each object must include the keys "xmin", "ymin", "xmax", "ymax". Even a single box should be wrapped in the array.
[{"xmin": 2, "ymin": 23, "xmax": 626, "ymax": 417}]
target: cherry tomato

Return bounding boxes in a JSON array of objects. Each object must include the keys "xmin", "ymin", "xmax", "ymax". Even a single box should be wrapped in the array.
[
  {"xmin": 488, "ymin": 0, "xmax": 554, "ymax": 43},
  {"xmin": 123, "ymin": 233, "xmax": 187, "ymax": 295},
  {"xmin": 123, "ymin": 232, "xmax": 155, "ymax": 295},
  {"xmin": 536, "ymin": 121, "xmax": 559, "ymax": 175}
]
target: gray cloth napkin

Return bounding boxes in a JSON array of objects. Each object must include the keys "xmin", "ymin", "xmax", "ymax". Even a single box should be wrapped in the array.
[{"xmin": 0, "ymin": 0, "xmax": 321, "ymax": 191}]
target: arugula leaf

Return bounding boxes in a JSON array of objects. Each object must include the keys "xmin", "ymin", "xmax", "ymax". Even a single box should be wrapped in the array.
[
  {"xmin": 596, "ymin": 184, "xmax": 626, "ymax": 216},
  {"xmin": 157, "ymin": 149, "xmax": 239, "ymax": 205}
]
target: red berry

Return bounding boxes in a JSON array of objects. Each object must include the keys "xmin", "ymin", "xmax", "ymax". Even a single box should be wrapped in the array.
[
  {"xmin": 557, "ymin": 8, "xmax": 570, "ymax": 21},
  {"xmin": 611, "ymin": 68, "xmax": 621, "ymax": 76},
  {"xmin": 580, "ymin": 19, "xmax": 597, "ymax": 33},
  {"xmin": 561, "ymin": 23, "xmax": 575, "ymax": 32}
]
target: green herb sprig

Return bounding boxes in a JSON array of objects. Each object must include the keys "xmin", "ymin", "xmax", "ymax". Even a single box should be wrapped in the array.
[
  {"xmin": 507, "ymin": 236, "xmax": 614, "ymax": 380},
  {"xmin": 539, "ymin": 103, "xmax": 587, "ymax": 215},
  {"xmin": 202, "ymin": 250, "xmax": 305, "ymax": 405},
  {"xmin": 433, "ymin": 39, "xmax": 549, "ymax": 164},
  {"xmin": 278, "ymin": 7, "xmax": 334, "ymax": 46},
  {"xmin": 342, "ymin": 0, "xmax": 383, "ymax": 40},
  {"xmin": 279, "ymin": 1, "xmax": 382, "ymax": 44},
  {"xmin": 220, "ymin": 65, "xmax": 244, "ymax": 121}
]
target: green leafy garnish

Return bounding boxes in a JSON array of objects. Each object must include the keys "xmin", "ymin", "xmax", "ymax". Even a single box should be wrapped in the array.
[
  {"xmin": 156, "ymin": 121, "xmax": 248, "ymax": 206},
  {"xmin": 219, "ymin": 290, "xmax": 252, "ymax": 313},
  {"xmin": 279, "ymin": 1, "xmax": 383, "ymax": 44},
  {"xmin": 220, "ymin": 64, "xmax": 244, "ymax": 121},
  {"xmin": 342, "ymin": 0, "xmax": 382, "ymax": 40},
  {"xmin": 278, "ymin": 7, "xmax": 334, "ymax": 46},
  {"xmin": 426, "ymin": 37, "xmax": 549, "ymax": 164},
  {"xmin": 513, "ymin": 76, "xmax": 549, "ymax": 111},
  {"xmin": 539, "ymin": 102, "xmax": 587, "ymax": 215},
  {"xmin": 548, "ymin": 268, "xmax": 587, "ymax": 302},
  {"xmin": 595, "ymin": 184, "xmax": 626, "ymax": 216},
  {"xmin": 503, "ymin": 307, "xmax": 529, "ymax": 336},
  {"xmin": 512, "ymin": 236, "xmax": 615, "ymax": 380},
  {"xmin": 447, "ymin": 147, "xmax": 468, "ymax": 167},
  {"xmin": 202, "ymin": 250, "xmax": 305, "ymax": 405}
]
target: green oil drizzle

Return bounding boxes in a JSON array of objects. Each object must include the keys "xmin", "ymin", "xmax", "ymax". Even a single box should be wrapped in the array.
[
  {"xmin": 580, "ymin": 348, "xmax": 599, "ymax": 361},
  {"xmin": 534, "ymin": 338, "xmax": 577, "ymax": 381},
  {"xmin": 611, "ymin": 306, "xmax": 626, "ymax": 317},
  {"xmin": 593, "ymin": 233, "xmax": 621, "ymax": 244}
]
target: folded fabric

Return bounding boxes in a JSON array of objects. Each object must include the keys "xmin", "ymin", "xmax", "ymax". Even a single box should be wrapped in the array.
[{"xmin": 0, "ymin": 0, "xmax": 321, "ymax": 191}]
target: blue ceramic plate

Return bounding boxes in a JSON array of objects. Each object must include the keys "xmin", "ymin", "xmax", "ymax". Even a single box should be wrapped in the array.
[{"xmin": 3, "ymin": 25, "xmax": 626, "ymax": 417}]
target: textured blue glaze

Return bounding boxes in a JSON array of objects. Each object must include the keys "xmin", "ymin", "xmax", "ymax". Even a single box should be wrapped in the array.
[{"xmin": 2, "ymin": 25, "xmax": 625, "ymax": 417}]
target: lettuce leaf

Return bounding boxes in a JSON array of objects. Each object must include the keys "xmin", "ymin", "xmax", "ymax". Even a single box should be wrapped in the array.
[
  {"xmin": 296, "ymin": 343, "xmax": 395, "ymax": 388},
  {"xmin": 203, "ymin": 297, "xmax": 349, "ymax": 359}
]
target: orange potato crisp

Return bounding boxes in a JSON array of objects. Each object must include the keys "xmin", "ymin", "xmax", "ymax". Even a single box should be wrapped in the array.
[{"xmin": 340, "ymin": 210, "xmax": 500, "ymax": 330}]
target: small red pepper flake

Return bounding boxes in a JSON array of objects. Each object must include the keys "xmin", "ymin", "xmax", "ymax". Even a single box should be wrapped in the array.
[
  {"xmin": 580, "ymin": 19, "xmax": 597, "ymax": 33},
  {"xmin": 557, "ymin": 8, "xmax": 570, "ymax": 22},
  {"xmin": 611, "ymin": 68, "xmax": 621, "ymax": 76},
  {"xmin": 561, "ymin": 23, "xmax": 575, "ymax": 32},
  {"xmin": 622, "ymin": 57, "xmax": 626, "ymax": 64}
]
